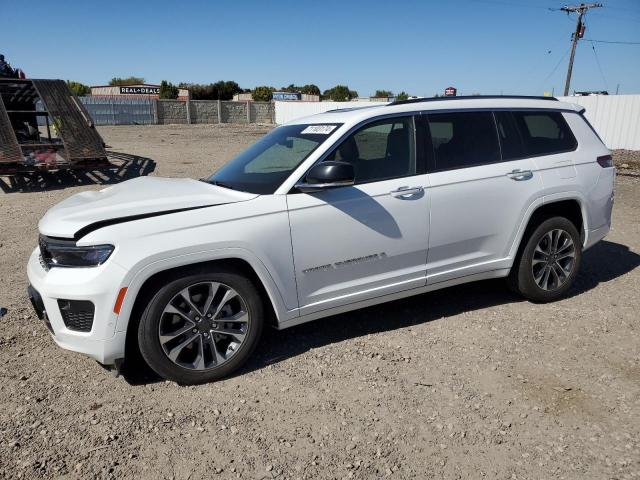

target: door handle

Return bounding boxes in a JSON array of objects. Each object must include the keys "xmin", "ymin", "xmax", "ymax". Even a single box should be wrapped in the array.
[
  {"xmin": 390, "ymin": 186, "xmax": 424, "ymax": 198},
  {"xmin": 507, "ymin": 169, "xmax": 533, "ymax": 181}
]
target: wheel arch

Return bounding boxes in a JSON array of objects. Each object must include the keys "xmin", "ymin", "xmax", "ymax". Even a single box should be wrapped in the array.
[
  {"xmin": 117, "ymin": 252, "xmax": 287, "ymax": 362},
  {"xmin": 511, "ymin": 196, "xmax": 586, "ymax": 264}
]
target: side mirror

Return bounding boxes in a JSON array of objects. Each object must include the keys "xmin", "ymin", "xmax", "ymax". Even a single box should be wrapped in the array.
[{"xmin": 295, "ymin": 161, "xmax": 355, "ymax": 193}]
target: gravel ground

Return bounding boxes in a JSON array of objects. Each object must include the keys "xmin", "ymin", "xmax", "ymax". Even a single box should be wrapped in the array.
[
  {"xmin": 0, "ymin": 124, "xmax": 639, "ymax": 480},
  {"xmin": 614, "ymin": 150, "xmax": 640, "ymax": 172}
]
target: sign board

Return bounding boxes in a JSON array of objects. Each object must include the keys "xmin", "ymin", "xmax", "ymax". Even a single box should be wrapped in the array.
[
  {"xmin": 119, "ymin": 86, "xmax": 160, "ymax": 95},
  {"xmin": 444, "ymin": 87, "xmax": 457, "ymax": 97},
  {"xmin": 273, "ymin": 91, "xmax": 301, "ymax": 101}
]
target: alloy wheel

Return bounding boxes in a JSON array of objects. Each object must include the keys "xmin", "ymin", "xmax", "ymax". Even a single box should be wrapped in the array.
[
  {"xmin": 158, "ymin": 282, "xmax": 250, "ymax": 370},
  {"xmin": 531, "ymin": 228, "xmax": 576, "ymax": 291}
]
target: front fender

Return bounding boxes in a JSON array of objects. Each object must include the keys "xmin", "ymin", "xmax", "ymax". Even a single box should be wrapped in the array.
[{"xmin": 113, "ymin": 247, "xmax": 294, "ymax": 334}]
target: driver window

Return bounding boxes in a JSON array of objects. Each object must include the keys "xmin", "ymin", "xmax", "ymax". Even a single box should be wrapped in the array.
[{"xmin": 326, "ymin": 117, "xmax": 416, "ymax": 184}]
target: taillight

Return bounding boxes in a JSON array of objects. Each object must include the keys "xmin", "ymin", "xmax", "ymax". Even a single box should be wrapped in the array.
[{"xmin": 597, "ymin": 155, "xmax": 613, "ymax": 168}]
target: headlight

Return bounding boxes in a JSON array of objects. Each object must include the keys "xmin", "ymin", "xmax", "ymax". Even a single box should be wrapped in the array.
[{"xmin": 39, "ymin": 235, "xmax": 114, "ymax": 268}]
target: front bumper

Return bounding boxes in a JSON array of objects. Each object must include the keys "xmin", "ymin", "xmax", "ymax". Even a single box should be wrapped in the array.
[{"xmin": 26, "ymin": 247, "xmax": 129, "ymax": 365}]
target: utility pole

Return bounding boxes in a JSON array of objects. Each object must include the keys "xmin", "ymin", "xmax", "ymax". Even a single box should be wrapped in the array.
[{"xmin": 560, "ymin": 3, "xmax": 603, "ymax": 96}]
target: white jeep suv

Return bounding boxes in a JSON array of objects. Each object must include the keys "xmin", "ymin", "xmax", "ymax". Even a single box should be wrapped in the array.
[{"xmin": 27, "ymin": 96, "xmax": 615, "ymax": 384}]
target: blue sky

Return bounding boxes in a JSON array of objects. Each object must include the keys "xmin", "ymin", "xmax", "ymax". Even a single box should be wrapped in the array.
[{"xmin": 1, "ymin": 0, "xmax": 639, "ymax": 96}]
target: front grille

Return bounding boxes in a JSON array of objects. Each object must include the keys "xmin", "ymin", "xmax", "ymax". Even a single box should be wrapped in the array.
[{"xmin": 57, "ymin": 299, "xmax": 95, "ymax": 332}]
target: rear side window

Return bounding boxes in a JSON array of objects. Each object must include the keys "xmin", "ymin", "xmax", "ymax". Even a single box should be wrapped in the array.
[
  {"xmin": 427, "ymin": 111, "xmax": 500, "ymax": 171},
  {"xmin": 513, "ymin": 111, "xmax": 577, "ymax": 156}
]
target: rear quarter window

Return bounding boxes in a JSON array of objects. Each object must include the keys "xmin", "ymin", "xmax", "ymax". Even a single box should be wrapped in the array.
[{"xmin": 513, "ymin": 111, "xmax": 577, "ymax": 156}]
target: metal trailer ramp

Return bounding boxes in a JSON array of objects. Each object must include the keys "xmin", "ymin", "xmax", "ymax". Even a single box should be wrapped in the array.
[
  {"xmin": 0, "ymin": 78, "xmax": 108, "ymax": 174},
  {"xmin": 31, "ymin": 80, "xmax": 106, "ymax": 161},
  {"xmin": 0, "ymin": 96, "xmax": 23, "ymax": 164}
]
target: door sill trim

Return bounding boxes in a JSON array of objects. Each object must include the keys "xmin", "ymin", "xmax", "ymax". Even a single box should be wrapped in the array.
[{"xmin": 276, "ymin": 268, "xmax": 509, "ymax": 330}]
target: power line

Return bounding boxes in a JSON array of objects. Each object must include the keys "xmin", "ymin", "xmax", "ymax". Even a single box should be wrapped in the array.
[
  {"xmin": 538, "ymin": 45, "xmax": 572, "ymax": 92},
  {"xmin": 589, "ymin": 11, "xmax": 640, "ymax": 23},
  {"xmin": 585, "ymin": 38, "xmax": 640, "ymax": 45},
  {"xmin": 604, "ymin": 4, "xmax": 640, "ymax": 14},
  {"xmin": 464, "ymin": 0, "xmax": 554, "ymax": 10},
  {"xmin": 589, "ymin": 41, "xmax": 609, "ymax": 91},
  {"xmin": 515, "ymin": 49, "xmax": 557, "ymax": 87}
]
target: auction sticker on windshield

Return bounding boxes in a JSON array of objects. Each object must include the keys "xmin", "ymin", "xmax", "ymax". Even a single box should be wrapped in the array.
[{"xmin": 301, "ymin": 125, "xmax": 337, "ymax": 135}]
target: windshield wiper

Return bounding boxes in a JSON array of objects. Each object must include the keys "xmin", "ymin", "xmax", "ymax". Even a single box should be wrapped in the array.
[{"xmin": 202, "ymin": 178, "xmax": 235, "ymax": 190}]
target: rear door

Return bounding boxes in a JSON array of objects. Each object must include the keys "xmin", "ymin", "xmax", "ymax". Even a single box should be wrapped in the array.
[
  {"xmin": 424, "ymin": 110, "xmax": 543, "ymax": 284},
  {"xmin": 511, "ymin": 109, "xmax": 579, "ymax": 184},
  {"xmin": 287, "ymin": 115, "xmax": 430, "ymax": 315}
]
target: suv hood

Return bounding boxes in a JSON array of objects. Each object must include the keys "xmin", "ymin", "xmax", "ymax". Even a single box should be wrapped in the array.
[{"xmin": 39, "ymin": 176, "xmax": 257, "ymax": 239}]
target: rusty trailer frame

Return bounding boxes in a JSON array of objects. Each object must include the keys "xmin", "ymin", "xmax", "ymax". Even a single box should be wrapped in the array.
[{"xmin": 0, "ymin": 79, "xmax": 109, "ymax": 175}]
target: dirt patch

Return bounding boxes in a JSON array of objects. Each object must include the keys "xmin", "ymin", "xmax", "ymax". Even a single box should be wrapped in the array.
[
  {"xmin": 613, "ymin": 149, "xmax": 640, "ymax": 173},
  {"xmin": 1, "ymin": 125, "xmax": 639, "ymax": 479}
]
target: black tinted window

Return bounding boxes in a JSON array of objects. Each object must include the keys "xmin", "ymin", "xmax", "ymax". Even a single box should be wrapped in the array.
[
  {"xmin": 428, "ymin": 112, "xmax": 500, "ymax": 171},
  {"xmin": 513, "ymin": 111, "xmax": 577, "ymax": 156},
  {"xmin": 325, "ymin": 117, "xmax": 415, "ymax": 183},
  {"xmin": 494, "ymin": 111, "xmax": 526, "ymax": 161}
]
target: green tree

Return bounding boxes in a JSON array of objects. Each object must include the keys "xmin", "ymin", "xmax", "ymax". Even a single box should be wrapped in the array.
[
  {"xmin": 159, "ymin": 80, "xmax": 179, "ymax": 99},
  {"xmin": 279, "ymin": 84, "xmax": 321, "ymax": 96},
  {"xmin": 214, "ymin": 80, "xmax": 242, "ymax": 100},
  {"xmin": 179, "ymin": 83, "xmax": 215, "ymax": 100},
  {"xmin": 67, "ymin": 80, "xmax": 90, "ymax": 96},
  {"xmin": 300, "ymin": 84, "xmax": 321, "ymax": 96},
  {"xmin": 322, "ymin": 85, "xmax": 358, "ymax": 102},
  {"xmin": 374, "ymin": 89, "xmax": 393, "ymax": 98},
  {"xmin": 252, "ymin": 86, "xmax": 274, "ymax": 102},
  {"xmin": 177, "ymin": 81, "xmax": 242, "ymax": 100},
  {"xmin": 395, "ymin": 91, "xmax": 410, "ymax": 101},
  {"xmin": 109, "ymin": 76, "xmax": 145, "ymax": 86}
]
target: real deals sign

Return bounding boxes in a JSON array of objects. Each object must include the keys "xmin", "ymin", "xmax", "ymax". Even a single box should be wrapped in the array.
[{"xmin": 119, "ymin": 86, "xmax": 160, "ymax": 95}]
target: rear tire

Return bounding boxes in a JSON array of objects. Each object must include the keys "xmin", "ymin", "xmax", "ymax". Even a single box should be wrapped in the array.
[
  {"xmin": 508, "ymin": 216, "xmax": 582, "ymax": 303},
  {"xmin": 137, "ymin": 268, "xmax": 264, "ymax": 384}
]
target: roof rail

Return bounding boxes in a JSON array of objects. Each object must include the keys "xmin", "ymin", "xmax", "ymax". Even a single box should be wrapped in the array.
[
  {"xmin": 323, "ymin": 105, "xmax": 382, "ymax": 113},
  {"xmin": 390, "ymin": 95, "xmax": 558, "ymax": 106}
]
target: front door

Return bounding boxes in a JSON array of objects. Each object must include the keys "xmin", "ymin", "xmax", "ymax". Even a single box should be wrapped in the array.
[{"xmin": 287, "ymin": 115, "xmax": 430, "ymax": 316}]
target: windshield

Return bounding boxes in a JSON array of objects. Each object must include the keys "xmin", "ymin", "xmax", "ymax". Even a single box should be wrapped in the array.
[{"xmin": 206, "ymin": 124, "xmax": 342, "ymax": 194}]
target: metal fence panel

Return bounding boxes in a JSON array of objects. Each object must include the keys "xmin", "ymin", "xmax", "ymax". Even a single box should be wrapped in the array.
[
  {"xmin": 274, "ymin": 101, "xmax": 388, "ymax": 125},
  {"xmin": 32, "ymin": 95, "xmax": 640, "ymax": 148},
  {"xmin": 558, "ymin": 95, "xmax": 640, "ymax": 150},
  {"xmin": 276, "ymin": 97, "xmax": 640, "ymax": 150},
  {"xmin": 79, "ymin": 97, "xmax": 155, "ymax": 126}
]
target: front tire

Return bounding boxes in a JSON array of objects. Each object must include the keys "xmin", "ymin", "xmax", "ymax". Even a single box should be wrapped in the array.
[
  {"xmin": 138, "ymin": 268, "xmax": 264, "ymax": 384},
  {"xmin": 509, "ymin": 216, "xmax": 582, "ymax": 303}
]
